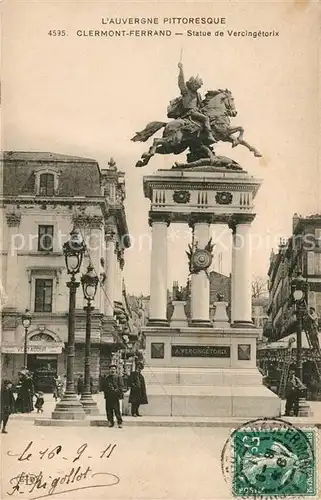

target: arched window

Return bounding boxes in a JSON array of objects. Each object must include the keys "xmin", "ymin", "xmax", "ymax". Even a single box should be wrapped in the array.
[
  {"xmin": 39, "ymin": 173, "xmax": 55, "ymax": 196},
  {"xmin": 30, "ymin": 333, "xmax": 55, "ymax": 342}
]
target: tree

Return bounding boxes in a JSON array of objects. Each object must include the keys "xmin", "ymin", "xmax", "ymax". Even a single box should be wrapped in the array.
[{"xmin": 252, "ymin": 276, "xmax": 268, "ymax": 298}]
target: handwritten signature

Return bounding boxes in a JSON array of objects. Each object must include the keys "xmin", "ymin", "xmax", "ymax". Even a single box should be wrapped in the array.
[
  {"xmin": 7, "ymin": 466, "xmax": 120, "ymax": 498},
  {"xmin": 7, "ymin": 441, "xmax": 116, "ymax": 462}
]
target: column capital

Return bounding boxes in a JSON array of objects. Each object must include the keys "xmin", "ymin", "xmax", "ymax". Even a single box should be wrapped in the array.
[
  {"xmin": 188, "ymin": 213, "xmax": 213, "ymax": 228},
  {"xmin": 228, "ymin": 214, "xmax": 256, "ymax": 233},
  {"xmin": 6, "ymin": 211, "xmax": 21, "ymax": 227},
  {"xmin": 148, "ymin": 211, "xmax": 172, "ymax": 227}
]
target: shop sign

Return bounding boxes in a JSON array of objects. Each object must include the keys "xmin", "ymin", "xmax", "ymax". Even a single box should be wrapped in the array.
[
  {"xmin": 1, "ymin": 343, "xmax": 63, "ymax": 354},
  {"xmin": 171, "ymin": 345, "xmax": 230, "ymax": 358}
]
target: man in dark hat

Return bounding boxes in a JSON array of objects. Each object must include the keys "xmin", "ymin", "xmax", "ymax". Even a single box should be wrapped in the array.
[
  {"xmin": 103, "ymin": 365, "xmax": 124, "ymax": 428},
  {"xmin": 128, "ymin": 362, "xmax": 148, "ymax": 417},
  {"xmin": 1, "ymin": 380, "xmax": 16, "ymax": 433}
]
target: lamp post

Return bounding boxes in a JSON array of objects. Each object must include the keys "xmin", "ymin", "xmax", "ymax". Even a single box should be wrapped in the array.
[
  {"xmin": 291, "ymin": 271, "xmax": 310, "ymax": 417},
  {"xmin": 52, "ymin": 228, "xmax": 86, "ymax": 420},
  {"xmin": 22, "ymin": 309, "xmax": 32, "ymax": 368},
  {"xmin": 80, "ymin": 264, "xmax": 99, "ymax": 415}
]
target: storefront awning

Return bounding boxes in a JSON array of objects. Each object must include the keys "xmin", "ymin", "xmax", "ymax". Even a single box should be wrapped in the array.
[{"xmin": 259, "ymin": 332, "xmax": 321, "ymax": 351}]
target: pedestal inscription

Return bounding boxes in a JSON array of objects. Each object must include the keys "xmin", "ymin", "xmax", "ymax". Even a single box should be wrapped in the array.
[{"xmin": 171, "ymin": 345, "xmax": 230, "ymax": 358}]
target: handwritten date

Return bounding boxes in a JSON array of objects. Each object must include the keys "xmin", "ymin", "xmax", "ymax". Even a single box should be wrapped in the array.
[{"xmin": 7, "ymin": 441, "xmax": 116, "ymax": 462}]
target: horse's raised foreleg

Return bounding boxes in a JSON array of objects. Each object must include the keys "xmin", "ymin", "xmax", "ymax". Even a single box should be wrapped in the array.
[
  {"xmin": 136, "ymin": 138, "xmax": 166, "ymax": 167},
  {"xmin": 224, "ymin": 128, "xmax": 262, "ymax": 158}
]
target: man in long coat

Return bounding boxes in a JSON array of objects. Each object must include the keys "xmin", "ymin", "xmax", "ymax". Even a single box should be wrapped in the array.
[
  {"xmin": 103, "ymin": 365, "xmax": 124, "ymax": 428},
  {"xmin": 1, "ymin": 380, "xmax": 16, "ymax": 433},
  {"xmin": 128, "ymin": 362, "xmax": 148, "ymax": 417}
]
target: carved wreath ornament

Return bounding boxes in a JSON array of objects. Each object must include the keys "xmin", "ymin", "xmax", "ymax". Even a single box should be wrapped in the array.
[
  {"xmin": 215, "ymin": 191, "xmax": 233, "ymax": 205},
  {"xmin": 173, "ymin": 190, "xmax": 191, "ymax": 204}
]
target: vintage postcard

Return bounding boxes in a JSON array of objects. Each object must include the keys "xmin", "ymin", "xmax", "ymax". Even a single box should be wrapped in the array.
[{"xmin": 1, "ymin": 1, "xmax": 320, "ymax": 499}]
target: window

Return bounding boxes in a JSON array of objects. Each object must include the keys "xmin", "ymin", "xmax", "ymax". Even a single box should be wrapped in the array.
[
  {"xmin": 35, "ymin": 279, "xmax": 53, "ymax": 312},
  {"xmin": 38, "ymin": 225, "xmax": 54, "ymax": 251},
  {"xmin": 39, "ymin": 173, "xmax": 55, "ymax": 196}
]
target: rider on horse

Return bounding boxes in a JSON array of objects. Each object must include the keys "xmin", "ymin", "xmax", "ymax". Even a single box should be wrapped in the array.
[{"xmin": 170, "ymin": 62, "xmax": 215, "ymax": 144}]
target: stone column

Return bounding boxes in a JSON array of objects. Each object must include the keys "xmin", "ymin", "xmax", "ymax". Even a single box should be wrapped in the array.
[
  {"xmin": 189, "ymin": 215, "xmax": 212, "ymax": 326},
  {"xmin": 104, "ymin": 224, "xmax": 117, "ymax": 318},
  {"xmin": 229, "ymin": 225, "xmax": 237, "ymax": 324},
  {"xmin": 5, "ymin": 211, "xmax": 21, "ymax": 309},
  {"xmin": 148, "ymin": 212, "xmax": 171, "ymax": 326},
  {"xmin": 230, "ymin": 215, "xmax": 255, "ymax": 327}
]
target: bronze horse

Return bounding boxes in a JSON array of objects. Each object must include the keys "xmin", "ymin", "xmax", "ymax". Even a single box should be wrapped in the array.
[{"xmin": 132, "ymin": 89, "xmax": 261, "ymax": 168}]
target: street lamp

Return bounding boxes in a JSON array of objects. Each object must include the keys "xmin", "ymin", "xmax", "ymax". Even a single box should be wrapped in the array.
[
  {"xmin": 291, "ymin": 270, "xmax": 310, "ymax": 417},
  {"xmin": 22, "ymin": 309, "xmax": 32, "ymax": 367},
  {"xmin": 79, "ymin": 264, "xmax": 99, "ymax": 415},
  {"xmin": 52, "ymin": 227, "xmax": 86, "ymax": 420}
]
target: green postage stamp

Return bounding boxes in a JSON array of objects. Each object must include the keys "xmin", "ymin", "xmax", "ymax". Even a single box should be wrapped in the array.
[{"xmin": 221, "ymin": 418, "xmax": 318, "ymax": 498}]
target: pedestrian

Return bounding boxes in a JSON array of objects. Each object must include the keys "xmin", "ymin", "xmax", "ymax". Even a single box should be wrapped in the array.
[
  {"xmin": 128, "ymin": 362, "xmax": 148, "ymax": 417},
  {"xmin": 35, "ymin": 392, "xmax": 45, "ymax": 413},
  {"xmin": 103, "ymin": 365, "xmax": 124, "ymax": 428},
  {"xmin": 308, "ymin": 377, "xmax": 319, "ymax": 401},
  {"xmin": 1, "ymin": 380, "xmax": 16, "ymax": 433},
  {"xmin": 284, "ymin": 370, "xmax": 305, "ymax": 416},
  {"xmin": 62, "ymin": 374, "xmax": 67, "ymax": 396},
  {"xmin": 15, "ymin": 370, "xmax": 34, "ymax": 413},
  {"xmin": 53, "ymin": 375, "xmax": 63, "ymax": 401},
  {"xmin": 77, "ymin": 374, "xmax": 84, "ymax": 396}
]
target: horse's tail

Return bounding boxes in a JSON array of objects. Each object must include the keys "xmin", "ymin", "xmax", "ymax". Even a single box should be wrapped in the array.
[{"xmin": 131, "ymin": 121, "xmax": 166, "ymax": 143}]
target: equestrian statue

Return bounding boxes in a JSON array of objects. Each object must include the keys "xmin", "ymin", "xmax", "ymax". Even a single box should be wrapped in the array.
[{"xmin": 131, "ymin": 61, "xmax": 262, "ymax": 169}]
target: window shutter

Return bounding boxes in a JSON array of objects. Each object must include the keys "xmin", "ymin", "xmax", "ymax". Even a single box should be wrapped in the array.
[
  {"xmin": 315, "ymin": 254, "xmax": 321, "ymax": 275},
  {"xmin": 307, "ymin": 252, "xmax": 315, "ymax": 275}
]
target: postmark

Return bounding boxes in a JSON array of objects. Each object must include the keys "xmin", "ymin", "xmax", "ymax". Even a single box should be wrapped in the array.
[{"xmin": 221, "ymin": 418, "xmax": 318, "ymax": 498}]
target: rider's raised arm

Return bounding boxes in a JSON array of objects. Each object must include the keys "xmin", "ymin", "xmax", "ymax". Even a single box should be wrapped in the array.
[{"xmin": 178, "ymin": 62, "xmax": 187, "ymax": 95}]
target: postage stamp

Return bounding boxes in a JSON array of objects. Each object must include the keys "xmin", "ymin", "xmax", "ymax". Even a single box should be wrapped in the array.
[{"xmin": 221, "ymin": 418, "xmax": 318, "ymax": 498}]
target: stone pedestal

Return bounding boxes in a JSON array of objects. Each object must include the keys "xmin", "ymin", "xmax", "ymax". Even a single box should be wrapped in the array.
[
  {"xmin": 143, "ymin": 325, "xmax": 281, "ymax": 417},
  {"xmin": 213, "ymin": 301, "xmax": 229, "ymax": 328},
  {"xmin": 141, "ymin": 168, "xmax": 281, "ymax": 417},
  {"xmin": 170, "ymin": 301, "xmax": 188, "ymax": 327}
]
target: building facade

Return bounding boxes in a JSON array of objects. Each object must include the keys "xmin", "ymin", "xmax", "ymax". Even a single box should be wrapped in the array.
[
  {"xmin": 1, "ymin": 152, "xmax": 131, "ymax": 391},
  {"xmin": 265, "ymin": 213, "xmax": 321, "ymax": 341}
]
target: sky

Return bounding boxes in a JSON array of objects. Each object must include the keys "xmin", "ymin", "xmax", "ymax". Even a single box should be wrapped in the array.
[{"xmin": 2, "ymin": 0, "xmax": 320, "ymax": 295}]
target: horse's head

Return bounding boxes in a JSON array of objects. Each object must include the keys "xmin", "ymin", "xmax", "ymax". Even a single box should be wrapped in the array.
[
  {"xmin": 203, "ymin": 89, "xmax": 237, "ymax": 118},
  {"xmin": 222, "ymin": 89, "xmax": 237, "ymax": 118}
]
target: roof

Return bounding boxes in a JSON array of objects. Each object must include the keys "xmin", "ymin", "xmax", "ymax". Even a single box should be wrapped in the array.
[
  {"xmin": 1, "ymin": 151, "xmax": 102, "ymax": 197},
  {"xmin": 2, "ymin": 151, "xmax": 97, "ymax": 163}
]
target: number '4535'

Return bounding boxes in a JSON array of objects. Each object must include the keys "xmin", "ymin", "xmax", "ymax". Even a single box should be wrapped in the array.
[{"xmin": 48, "ymin": 30, "xmax": 66, "ymax": 36}]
